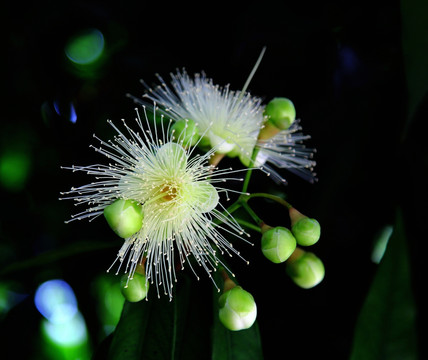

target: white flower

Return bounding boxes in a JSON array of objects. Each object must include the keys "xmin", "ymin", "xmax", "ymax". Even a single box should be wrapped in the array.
[
  {"xmin": 130, "ymin": 68, "xmax": 316, "ymax": 184},
  {"xmin": 141, "ymin": 70, "xmax": 264, "ymax": 157},
  {"xmin": 60, "ymin": 106, "xmax": 249, "ymax": 300}
]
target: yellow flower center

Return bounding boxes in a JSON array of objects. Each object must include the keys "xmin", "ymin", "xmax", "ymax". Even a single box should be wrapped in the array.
[{"xmin": 160, "ymin": 183, "xmax": 178, "ymax": 201}]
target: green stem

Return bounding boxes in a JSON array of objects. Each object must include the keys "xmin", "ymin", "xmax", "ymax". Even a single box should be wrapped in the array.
[
  {"xmin": 235, "ymin": 218, "xmax": 262, "ymax": 233},
  {"xmin": 214, "ymin": 191, "xmax": 290, "ymax": 232},
  {"xmin": 242, "ymin": 147, "xmax": 260, "ymax": 194},
  {"xmin": 245, "ymin": 192, "xmax": 293, "ymax": 209},
  {"xmin": 225, "ymin": 200, "xmax": 243, "ymax": 216},
  {"xmin": 241, "ymin": 201, "xmax": 263, "ymax": 227}
]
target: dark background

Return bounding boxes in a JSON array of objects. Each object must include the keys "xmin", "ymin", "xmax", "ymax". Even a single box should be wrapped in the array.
[{"xmin": 1, "ymin": 0, "xmax": 424, "ymax": 359}]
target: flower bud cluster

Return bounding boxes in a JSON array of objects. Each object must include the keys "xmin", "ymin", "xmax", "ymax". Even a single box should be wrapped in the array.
[
  {"xmin": 260, "ymin": 206, "xmax": 324, "ymax": 289},
  {"xmin": 260, "ymin": 207, "xmax": 320, "ymax": 262}
]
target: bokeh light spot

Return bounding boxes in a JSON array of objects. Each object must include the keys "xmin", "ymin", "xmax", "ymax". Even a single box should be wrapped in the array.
[
  {"xmin": 65, "ymin": 28, "xmax": 104, "ymax": 65},
  {"xmin": 0, "ymin": 150, "xmax": 31, "ymax": 191},
  {"xmin": 69, "ymin": 102, "xmax": 77, "ymax": 124},
  {"xmin": 34, "ymin": 279, "xmax": 78, "ymax": 324},
  {"xmin": 53, "ymin": 101, "xmax": 77, "ymax": 124},
  {"xmin": 42, "ymin": 311, "xmax": 88, "ymax": 346}
]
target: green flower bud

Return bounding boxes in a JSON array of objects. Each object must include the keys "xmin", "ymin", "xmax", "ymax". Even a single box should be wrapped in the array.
[
  {"xmin": 218, "ymin": 286, "xmax": 257, "ymax": 331},
  {"xmin": 289, "ymin": 207, "xmax": 320, "ymax": 246},
  {"xmin": 292, "ymin": 217, "xmax": 321, "ymax": 246},
  {"xmin": 264, "ymin": 97, "xmax": 296, "ymax": 130},
  {"xmin": 120, "ymin": 272, "xmax": 149, "ymax": 302},
  {"xmin": 198, "ymin": 135, "xmax": 211, "ymax": 150},
  {"xmin": 286, "ymin": 252, "xmax": 325, "ymax": 289},
  {"xmin": 261, "ymin": 226, "xmax": 297, "ymax": 263},
  {"xmin": 208, "ymin": 131, "xmax": 236, "ymax": 154},
  {"xmin": 103, "ymin": 199, "xmax": 143, "ymax": 238},
  {"xmin": 170, "ymin": 119, "xmax": 200, "ymax": 146}
]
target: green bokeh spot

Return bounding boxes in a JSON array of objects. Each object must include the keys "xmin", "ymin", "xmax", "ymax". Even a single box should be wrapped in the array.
[
  {"xmin": 65, "ymin": 29, "xmax": 104, "ymax": 65},
  {"xmin": 0, "ymin": 151, "xmax": 31, "ymax": 191}
]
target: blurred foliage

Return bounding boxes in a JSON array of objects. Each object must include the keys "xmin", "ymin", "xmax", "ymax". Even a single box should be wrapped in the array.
[{"xmin": 350, "ymin": 210, "xmax": 417, "ymax": 359}]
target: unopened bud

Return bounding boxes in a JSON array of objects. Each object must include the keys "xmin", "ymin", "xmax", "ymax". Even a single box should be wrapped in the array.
[
  {"xmin": 103, "ymin": 199, "xmax": 143, "ymax": 238},
  {"xmin": 286, "ymin": 251, "xmax": 325, "ymax": 289},
  {"xmin": 218, "ymin": 286, "xmax": 257, "ymax": 331},
  {"xmin": 261, "ymin": 226, "xmax": 296, "ymax": 263},
  {"xmin": 289, "ymin": 208, "xmax": 321, "ymax": 246},
  {"xmin": 198, "ymin": 135, "xmax": 211, "ymax": 150},
  {"xmin": 208, "ymin": 131, "xmax": 236, "ymax": 154},
  {"xmin": 120, "ymin": 272, "xmax": 149, "ymax": 302},
  {"xmin": 170, "ymin": 119, "xmax": 200, "ymax": 146},
  {"xmin": 263, "ymin": 97, "xmax": 296, "ymax": 130}
]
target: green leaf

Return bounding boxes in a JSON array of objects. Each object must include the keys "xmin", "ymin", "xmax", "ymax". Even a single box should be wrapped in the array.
[
  {"xmin": 106, "ymin": 296, "xmax": 153, "ymax": 359},
  {"xmin": 212, "ymin": 269, "xmax": 264, "ymax": 360},
  {"xmin": 400, "ymin": 0, "xmax": 428, "ymax": 137},
  {"xmin": 212, "ymin": 315, "xmax": 263, "ymax": 360},
  {"xmin": 92, "ymin": 332, "xmax": 114, "ymax": 360},
  {"xmin": 105, "ymin": 273, "xmax": 211, "ymax": 360},
  {"xmin": 349, "ymin": 209, "xmax": 418, "ymax": 360}
]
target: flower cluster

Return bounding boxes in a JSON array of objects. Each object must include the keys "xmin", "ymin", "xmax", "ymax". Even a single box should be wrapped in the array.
[{"xmin": 62, "ymin": 49, "xmax": 324, "ymax": 332}]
